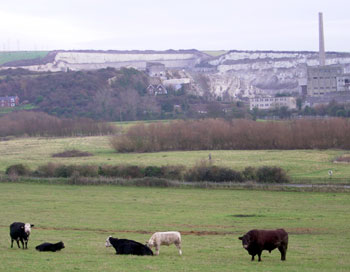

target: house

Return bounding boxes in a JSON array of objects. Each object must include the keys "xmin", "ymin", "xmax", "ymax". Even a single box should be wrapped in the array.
[
  {"xmin": 0, "ymin": 96, "xmax": 19, "ymax": 108},
  {"xmin": 146, "ymin": 84, "xmax": 168, "ymax": 96}
]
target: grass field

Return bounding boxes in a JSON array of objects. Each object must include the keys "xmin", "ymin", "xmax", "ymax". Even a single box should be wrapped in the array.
[
  {"xmin": 0, "ymin": 104, "xmax": 37, "ymax": 116},
  {"xmin": 0, "ymin": 183, "xmax": 349, "ymax": 271},
  {"xmin": 202, "ymin": 50, "xmax": 228, "ymax": 57},
  {"xmin": 0, "ymin": 136, "xmax": 350, "ymax": 183},
  {"xmin": 0, "ymin": 51, "xmax": 49, "ymax": 65}
]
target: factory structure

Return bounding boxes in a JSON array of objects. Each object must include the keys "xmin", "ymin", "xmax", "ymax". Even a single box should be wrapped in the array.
[
  {"xmin": 302, "ymin": 13, "xmax": 350, "ymax": 107},
  {"xmin": 250, "ymin": 12, "xmax": 350, "ymax": 111},
  {"xmin": 305, "ymin": 13, "xmax": 350, "ymax": 97}
]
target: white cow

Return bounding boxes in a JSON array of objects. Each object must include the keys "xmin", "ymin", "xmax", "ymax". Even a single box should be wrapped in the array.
[{"xmin": 146, "ymin": 231, "xmax": 182, "ymax": 255}]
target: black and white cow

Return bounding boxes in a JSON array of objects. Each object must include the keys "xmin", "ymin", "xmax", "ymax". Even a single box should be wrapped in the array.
[
  {"xmin": 36, "ymin": 241, "xmax": 65, "ymax": 252},
  {"xmin": 105, "ymin": 236, "xmax": 153, "ymax": 256},
  {"xmin": 10, "ymin": 222, "xmax": 34, "ymax": 249}
]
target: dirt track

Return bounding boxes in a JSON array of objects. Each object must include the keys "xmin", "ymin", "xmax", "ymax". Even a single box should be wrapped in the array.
[{"xmin": 1, "ymin": 225, "xmax": 328, "ymax": 236}]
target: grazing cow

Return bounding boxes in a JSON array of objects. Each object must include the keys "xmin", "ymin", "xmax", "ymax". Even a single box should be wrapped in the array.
[
  {"xmin": 10, "ymin": 222, "xmax": 34, "ymax": 249},
  {"xmin": 146, "ymin": 231, "xmax": 182, "ymax": 255},
  {"xmin": 239, "ymin": 229, "xmax": 288, "ymax": 262},
  {"xmin": 105, "ymin": 236, "xmax": 153, "ymax": 256},
  {"xmin": 36, "ymin": 241, "xmax": 65, "ymax": 252}
]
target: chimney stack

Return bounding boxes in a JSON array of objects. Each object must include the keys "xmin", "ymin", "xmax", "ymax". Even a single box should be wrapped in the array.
[{"xmin": 318, "ymin": 12, "xmax": 326, "ymax": 66}]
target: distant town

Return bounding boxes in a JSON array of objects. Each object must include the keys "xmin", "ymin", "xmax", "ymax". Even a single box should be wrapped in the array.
[{"xmin": 0, "ymin": 13, "xmax": 349, "ymax": 120}]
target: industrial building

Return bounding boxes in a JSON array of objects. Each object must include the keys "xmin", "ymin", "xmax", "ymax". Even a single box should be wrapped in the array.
[
  {"xmin": 249, "ymin": 96, "xmax": 297, "ymax": 110},
  {"xmin": 305, "ymin": 13, "xmax": 350, "ymax": 97}
]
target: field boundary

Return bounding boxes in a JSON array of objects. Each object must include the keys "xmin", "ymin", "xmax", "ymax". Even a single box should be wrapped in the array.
[
  {"xmin": 1, "ymin": 175, "xmax": 350, "ymax": 192},
  {"xmin": 0, "ymin": 225, "xmax": 330, "ymax": 236}
]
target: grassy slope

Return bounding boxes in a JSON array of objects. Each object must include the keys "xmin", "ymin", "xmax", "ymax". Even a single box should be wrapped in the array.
[
  {"xmin": 0, "ymin": 183, "xmax": 349, "ymax": 271},
  {"xmin": 202, "ymin": 50, "xmax": 228, "ymax": 57},
  {"xmin": 0, "ymin": 51, "xmax": 48, "ymax": 65},
  {"xmin": 0, "ymin": 136, "xmax": 349, "ymax": 183}
]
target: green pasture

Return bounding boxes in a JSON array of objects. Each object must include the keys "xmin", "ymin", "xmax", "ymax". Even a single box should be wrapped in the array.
[
  {"xmin": 0, "ymin": 183, "xmax": 349, "ymax": 271},
  {"xmin": 0, "ymin": 51, "xmax": 48, "ymax": 65},
  {"xmin": 0, "ymin": 136, "xmax": 349, "ymax": 183},
  {"xmin": 202, "ymin": 50, "xmax": 228, "ymax": 57},
  {"xmin": 0, "ymin": 104, "xmax": 37, "ymax": 116}
]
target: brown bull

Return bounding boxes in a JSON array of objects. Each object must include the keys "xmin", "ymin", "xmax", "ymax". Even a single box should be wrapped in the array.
[{"xmin": 239, "ymin": 229, "xmax": 288, "ymax": 262}]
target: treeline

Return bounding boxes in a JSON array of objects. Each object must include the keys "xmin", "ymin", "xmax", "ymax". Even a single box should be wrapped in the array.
[
  {"xmin": 5, "ymin": 162, "xmax": 289, "ymax": 184},
  {"xmin": 0, "ymin": 111, "xmax": 115, "ymax": 137},
  {"xmin": 111, "ymin": 118, "xmax": 350, "ymax": 152},
  {"xmin": 0, "ymin": 67, "xmax": 152, "ymax": 120},
  {"xmin": 0, "ymin": 68, "xmax": 247, "ymax": 121}
]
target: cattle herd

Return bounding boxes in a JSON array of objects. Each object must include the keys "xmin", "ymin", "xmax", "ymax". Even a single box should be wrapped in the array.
[{"xmin": 9, "ymin": 221, "xmax": 288, "ymax": 262}]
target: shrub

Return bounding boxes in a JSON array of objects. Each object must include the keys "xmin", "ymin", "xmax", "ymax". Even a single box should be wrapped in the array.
[
  {"xmin": 160, "ymin": 165, "xmax": 185, "ymax": 180},
  {"xmin": 98, "ymin": 165, "xmax": 121, "ymax": 177},
  {"xmin": 35, "ymin": 163, "xmax": 60, "ymax": 177},
  {"xmin": 35, "ymin": 163, "xmax": 98, "ymax": 178},
  {"xmin": 256, "ymin": 166, "xmax": 290, "ymax": 183},
  {"xmin": 117, "ymin": 165, "xmax": 144, "ymax": 179},
  {"xmin": 243, "ymin": 166, "xmax": 257, "ymax": 181},
  {"xmin": 144, "ymin": 166, "xmax": 163, "ymax": 177},
  {"xmin": 5, "ymin": 164, "xmax": 31, "ymax": 176},
  {"xmin": 185, "ymin": 161, "xmax": 244, "ymax": 182}
]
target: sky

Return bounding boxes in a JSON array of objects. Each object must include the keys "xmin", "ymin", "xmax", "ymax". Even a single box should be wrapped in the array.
[{"xmin": 0, "ymin": 0, "xmax": 349, "ymax": 52}]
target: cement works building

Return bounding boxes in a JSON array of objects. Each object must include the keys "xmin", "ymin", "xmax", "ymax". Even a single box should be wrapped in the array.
[{"xmin": 306, "ymin": 65, "xmax": 350, "ymax": 96}]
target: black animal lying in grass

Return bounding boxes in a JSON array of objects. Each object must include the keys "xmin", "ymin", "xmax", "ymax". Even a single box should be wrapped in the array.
[
  {"xmin": 105, "ymin": 236, "xmax": 153, "ymax": 256},
  {"xmin": 35, "ymin": 241, "xmax": 65, "ymax": 252}
]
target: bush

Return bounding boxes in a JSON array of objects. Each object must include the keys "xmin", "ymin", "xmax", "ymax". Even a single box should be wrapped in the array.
[
  {"xmin": 30, "ymin": 163, "xmax": 290, "ymax": 184},
  {"xmin": 243, "ymin": 166, "xmax": 257, "ymax": 181},
  {"xmin": 98, "ymin": 165, "xmax": 121, "ymax": 177},
  {"xmin": 256, "ymin": 166, "xmax": 290, "ymax": 183},
  {"xmin": 160, "ymin": 165, "xmax": 185, "ymax": 180},
  {"xmin": 35, "ymin": 163, "xmax": 59, "ymax": 177},
  {"xmin": 35, "ymin": 163, "xmax": 98, "ymax": 178},
  {"xmin": 5, "ymin": 164, "xmax": 30, "ymax": 176},
  {"xmin": 185, "ymin": 161, "xmax": 244, "ymax": 182}
]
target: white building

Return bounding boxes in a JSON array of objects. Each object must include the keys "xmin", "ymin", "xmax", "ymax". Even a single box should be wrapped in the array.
[{"xmin": 249, "ymin": 96, "xmax": 297, "ymax": 110}]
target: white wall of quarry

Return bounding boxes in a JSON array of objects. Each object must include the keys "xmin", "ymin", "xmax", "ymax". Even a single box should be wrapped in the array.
[
  {"xmin": 216, "ymin": 58, "xmax": 350, "ymax": 73},
  {"xmin": 209, "ymin": 52, "xmax": 310, "ymax": 65},
  {"xmin": 55, "ymin": 52, "xmax": 196, "ymax": 64}
]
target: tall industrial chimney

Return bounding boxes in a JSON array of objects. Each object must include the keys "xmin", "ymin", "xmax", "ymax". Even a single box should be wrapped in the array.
[{"xmin": 318, "ymin": 12, "xmax": 326, "ymax": 66}]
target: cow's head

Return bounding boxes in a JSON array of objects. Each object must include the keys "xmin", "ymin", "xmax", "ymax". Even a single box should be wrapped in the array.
[
  {"xmin": 239, "ymin": 234, "xmax": 250, "ymax": 249},
  {"xmin": 146, "ymin": 238, "xmax": 154, "ymax": 248},
  {"xmin": 24, "ymin": 223, "xmax": 34, "ymax": 235},
  {"xmin": 105, "ymin": 236, "xmax": 113, "ymax": 247}
]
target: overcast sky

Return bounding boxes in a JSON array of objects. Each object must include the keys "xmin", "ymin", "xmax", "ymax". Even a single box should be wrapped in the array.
[{"xmin": 0, "ymin": 0, "xmax": 349, "ymax": 52}]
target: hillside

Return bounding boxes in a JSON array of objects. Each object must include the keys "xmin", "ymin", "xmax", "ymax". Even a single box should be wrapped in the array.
[
  {"xmin": 2, "ymin": 49, "xmax": 350, "ymax": 100},
  {"xmin": 0, "ymin": 67, "xmax": 240, "ymax": 121},
  {"xmin": 205, "ymin": 50, "xmax": 350, "ymax": 96},
  {"xmin": 0, "ymin": 51, "xmax": 49, "ymax": 65}
]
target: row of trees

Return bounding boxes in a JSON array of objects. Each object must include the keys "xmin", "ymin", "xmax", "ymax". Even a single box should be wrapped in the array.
[
  {"xmin": 0, "ymin": 111, "xmax": 115, "ymax": 137},
  {"xmin": 111, "ymin": 118, "xmax": 350, "ymax": 152}
]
